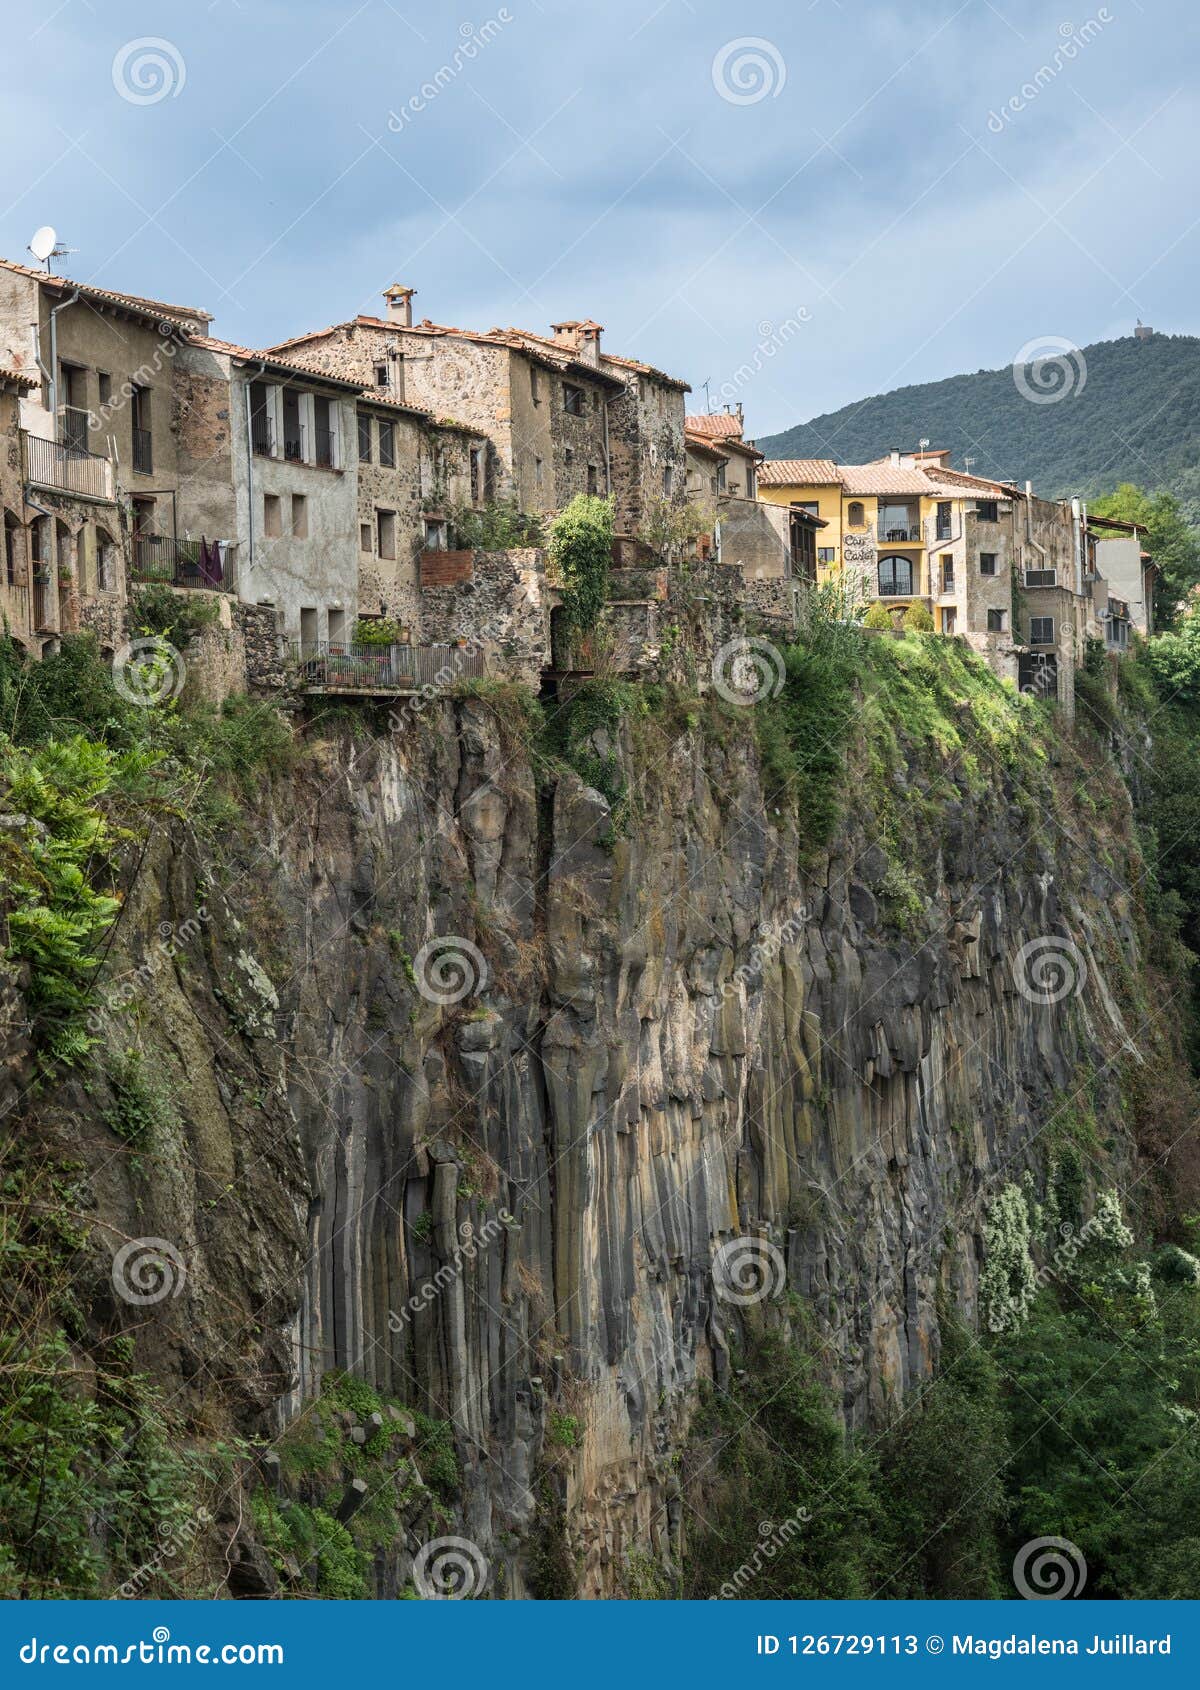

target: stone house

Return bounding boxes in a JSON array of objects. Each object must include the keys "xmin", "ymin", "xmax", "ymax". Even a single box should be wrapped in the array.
[
  {"xmin": 174, "ymin": 335, "xmax": 363, "ymax": 647},
  {"xmin": 354, "ymin": 393, "xmax": 487, "ymax": 632},
  {"xmin": 1087, "ymin": 515, "xmax": 1156, "ymax": 638},
  {"xmin": 269, "ymin": 290, "xmax": 691, "ymax": 542}
]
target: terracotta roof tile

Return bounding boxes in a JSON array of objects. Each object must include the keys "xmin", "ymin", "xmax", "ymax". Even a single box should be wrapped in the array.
[
  {"xmin": 0, "ymin": 255, "xmax": 210, "ymax": 327},
  {"xmin": 685, "ymin": 412, "xmax": 743, "ymax": 439},
  {"xmin": 757, "ymin": 458, "xmax": 840, "ymax": 486},
  {"xmin": 838, "ymin": 464, "xmax": 942, "ymax": 496},
  {"xmin": 185, "ymin": 334, "xmax": 365, "ymax": 390},
  {"xmin": 0, "ymin": 364, "xmax": 37, "ymax": 390}
]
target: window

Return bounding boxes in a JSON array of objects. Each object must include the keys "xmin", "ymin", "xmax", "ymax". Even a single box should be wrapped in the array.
[
  {"xmin": 936, "ymin": 500, "xmax": 952, "ymax": 541},
  {"xmin": 817, "ymin": 547, "xmax": 836, "ymax": 564},
  {"xmin": 564, "ymin": 446, "xmax": 574, "ymax": 466},
  {"xmin": 591, "ymin": 391, "xmax": 600, "ymax": 412},
  {"xmin": 300, "ymin": 607, "xmax": 318, "ymax": 649},
  {"xmin": 987, "ymin": 608, "xmax": 1007, "ymax": 633},
  {"xmin": 716, "ymin": 462, "xmax": 727, "ymax": 493},
  {"xmin": 530, "ymin": 366, "xmax": 541, "ymax": 404},
  {"xmin": 796, "ymin": 501, "xmax": 820, "ymax": 518},
  {"xmin": 373, "ymin": 362, "xmax": 389, "ymax": 390},
  {"xmin": 358, "ymin": 414, "xmax": 372, "ymax": 463},
  {"xmin": 663, "ymin": 465, "xmax": 673, "ymax": 496},
  {"xmin": 846, "ymin": 500, "xmax": 865, "ymax": 527},
  {"xmin": 377, "ymin": 510, "xmax": 396, "ymax": 560},
  {"xmin": 328, "ymin": 608, "xmax": 346, "ymax": 646},
  {"xmin": 979, "ymin": 552, "xmax": 997, "ymax": 576},
  {"xmin": 943, "ymin": 607, "xmax": 957, "ymax": 634},
  {"xmin": 263, "ymin": 493, "xmax": 282, "ymax": 538},
  {"xmin": 291, "ymin": 493, "xmax": 308, "ymax": 538},
  {"xmin": 470, "ymin": 446, "xmax": 483, "ymax": 503},
  {"xmin": 976, "ymin": 500, "xmax": 999, "ymax": 522},
  {"xmin": 424, "ymin": 518, "xmax": 449, "ymax": 551},
  {"xmin": 563, "ymin": 383, "xmax": 585, "ymax": 416},
  {"xmin": 587, "ymin": 463, "xmax": 598, "ymax": 495},
  {"xmin": 1030, "ymin": 615, "xmax": 1054, "ymax": 645},
  {"xmin": 378, "ymin": 420, "xmax": 395, "ymax": 468},
  {"xmin": 877, "ymin": 555, "xmax": 913, "ymax": 596},
  {"xmin": 97, "ymin": 371, "xmax": 111, "ymax": 407},
  {"xmin": 360, "ymin": 522, "xmax": 372, "ymax": 552},
  {"xmin": 4, "ymin": 511, "xmax": 20, "ymax": 587},
  {"xmin": 746, "ymin": 469, "xmax": 756, "ymax": 498},
  {"xmin": 535, "ymin": 456, "xmax": 544, "ymax": 489},
  {"xmin": 941, "ymin": 556, "xmax": 955, "ymax": 591},
  {"xmin": 131, "ymin": 384, "xmax": 152, "ymax": 474}
]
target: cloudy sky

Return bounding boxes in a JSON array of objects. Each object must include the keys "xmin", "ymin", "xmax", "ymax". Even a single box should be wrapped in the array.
[{"xmin": 2, "ymin": 0, "xmax": 1196, "ymax": 434}]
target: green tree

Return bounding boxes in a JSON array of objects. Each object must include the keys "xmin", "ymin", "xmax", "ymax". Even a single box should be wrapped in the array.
[{"xmin": 1091, "ymin": 483, "xmax": 1200, "ymax": 624}]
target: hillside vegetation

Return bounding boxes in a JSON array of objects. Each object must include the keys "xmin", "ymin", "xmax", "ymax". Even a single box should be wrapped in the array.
[{"xmin": 759, "ymin": 332, "xmax": 1200, "ymax": 529}]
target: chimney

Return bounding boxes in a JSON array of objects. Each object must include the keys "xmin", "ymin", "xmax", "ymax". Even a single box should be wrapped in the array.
[
  {"xmin": 383, "ymin": 285, "xmax": 415, "ymax": 327},
  {"xmin": 550, "ymin": 320, "xmax": 582, "ymax": 352},
  {"xmin": 889, "ymin": 447, "xmax": 901, "ymax": 466},
  {"xmin": 575, "ymin": 319, "xmax": 604, "ymax": 367}
]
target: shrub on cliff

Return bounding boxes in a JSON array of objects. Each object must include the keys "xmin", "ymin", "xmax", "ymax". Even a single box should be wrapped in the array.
[{"xmin": 549, "ymin": 494, "xmax": 613, "ymax": 632}]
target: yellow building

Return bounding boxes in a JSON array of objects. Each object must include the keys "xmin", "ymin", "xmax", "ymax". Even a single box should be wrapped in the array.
[{"xmin": 757, "ymin": 450, "xmax": 1020, "ymax": 637}]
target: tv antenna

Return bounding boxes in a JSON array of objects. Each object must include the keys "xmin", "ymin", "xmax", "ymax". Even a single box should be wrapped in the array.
[
  {"xmin": 28, "ymin": 225, "xmax": 73, "ymax": 273},
  {"xmin": 701, "ymin": 378, "xmax": 713, "ymax": 413},
  {"xmin": 964, "ymin": 455, "xmax": 977, "ymax": 473}
]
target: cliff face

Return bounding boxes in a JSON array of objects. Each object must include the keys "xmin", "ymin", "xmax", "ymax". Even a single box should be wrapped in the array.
[{"xmin": 18, "ymin": 680, "xmax": 1146, "ymax": 1598}]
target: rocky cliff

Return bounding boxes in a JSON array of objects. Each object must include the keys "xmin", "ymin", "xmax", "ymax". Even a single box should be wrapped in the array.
[{"xmin": 1, "ymin": 649, "xmax": 1154, "ymax": 1599}]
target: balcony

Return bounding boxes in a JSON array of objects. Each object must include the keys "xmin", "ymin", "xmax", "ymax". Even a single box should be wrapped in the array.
[
  {"xmin": 314, "ymin": 423, "xmax": 335, "ymax": 468},
  {"xmin": 283, "ymin": 426, "xmax": 305, "ymax": 463},
  {"xmin": 133, "ymin": 427, "xmax": 153, "ymax": 475},
  {"xmin": 60, "ymin": 406, "xmax": 90, "ymax": 454},
  {"xmin": 133, "ymin": 535, "xmax": 234, "ymax": 591},
  {"xmin": 23, "ymin": 431, "xmax": 115, "ymax": 501},
  {"xmin": 288, "ymin": 640, "xmax": 484, "ymax": 695},
  {"xmin": 251, "ymin": 417, "xmax": 274, "ymax": 457}
]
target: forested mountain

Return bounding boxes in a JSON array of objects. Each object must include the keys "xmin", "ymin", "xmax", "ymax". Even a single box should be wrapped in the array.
[{"xmin": 759, "ymin": 332, "xmax": 1200, "ymax": 526}]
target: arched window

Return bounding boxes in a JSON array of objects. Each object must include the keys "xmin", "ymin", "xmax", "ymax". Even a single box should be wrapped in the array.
[
  {"xmin": 96, "ymin": 526, "xmax": 116, "ymax": 593},
  {"xmin": 847, "ymin": 500, "xmax": 865, "ymax": 528},
  {"xmin": 877, "ymin": 555, "xmax": 914, "ymax": 596}
]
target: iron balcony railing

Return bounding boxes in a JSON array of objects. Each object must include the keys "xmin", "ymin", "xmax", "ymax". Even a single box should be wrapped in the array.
[
  {"xmin": 22, "ymin": 431, "xmax": 115, "ymax": 501},
  {"xmin": 314, "ymin": 424, "xmax": 335, "ymax": 468},
  {"xmin": 251, "ymin": 416, "xmax": 274, "ymax": 456},
  {"xmin": 132, "ymin": 426, "xmax": 153, "ymax": 475},
  {"xmin": 283, "ymin": 425, "xmax": 305, "ymax": 462},
  {"xmin": 289, "ymin": 640, "xmax": 485, "ymax": 692},
  {"xmin": 133, "ymin": 535, "xmax": 233, "ymax": 590}
]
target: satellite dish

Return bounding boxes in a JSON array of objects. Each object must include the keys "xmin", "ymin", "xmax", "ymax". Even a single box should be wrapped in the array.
[{"xmin": 29, "ymin": 226, "xmax": 57, "ymax": 263}]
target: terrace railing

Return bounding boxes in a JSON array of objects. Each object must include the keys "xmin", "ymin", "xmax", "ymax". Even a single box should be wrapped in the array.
[
  {"xmin": 23, "ymin": 431, "xmax": 115, "ymax": 501},
  {"xmin": 288, "ymin": 640, "xmax": 485, "ymax": 693}
]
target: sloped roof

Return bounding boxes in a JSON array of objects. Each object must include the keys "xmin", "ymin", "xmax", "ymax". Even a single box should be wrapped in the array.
[
  {"xmin": 684, "ymin": 411, "xmax": 743, "ymax": 439},
  {"xmin": 839, "ymin": 463, "xmax": 942, "ymax": 496},
  {"xmin": 599, "ymin": 351, "xmax": 690, "ymax": 392},
  {"xmin": 684, "ymin": 430, "xmax": 727, "ymax": 460},
  {"xmin": 0, "ymin": 256, "xmax": 210, "ymax": 328},
  {"xmin": 757, "ymin": 458, "xmax": 840, "ymax": 486},
  {"xmin": 0, "ymin": 364, "xmax": 37, "ymax": 391},
  {"xmin": 185, "ymin": 334, "xmax": 365, "ymax": 390}
]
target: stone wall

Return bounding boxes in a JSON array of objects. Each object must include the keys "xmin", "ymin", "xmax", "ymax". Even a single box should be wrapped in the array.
[
  {"xmin": 237, "ymin": 600, "xmax": 288, "ymax": 691},
  {"xmin": 418, "ymin": 546, "xmax": 549, "ymax": 686},
  {"xmin": 718, "ymin": 496, "xmax": 791, "ymax": 582}
]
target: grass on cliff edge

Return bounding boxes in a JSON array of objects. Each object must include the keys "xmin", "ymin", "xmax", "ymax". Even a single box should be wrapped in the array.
[{"xmin": 755, "ymin": 629, "xmax": 1054, "ymax": 860}]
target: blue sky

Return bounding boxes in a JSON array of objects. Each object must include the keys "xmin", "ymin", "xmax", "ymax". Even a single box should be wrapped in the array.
[{"xmin": 2, "ymin": 0, "xmax": 1197, "ymax": 434}]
